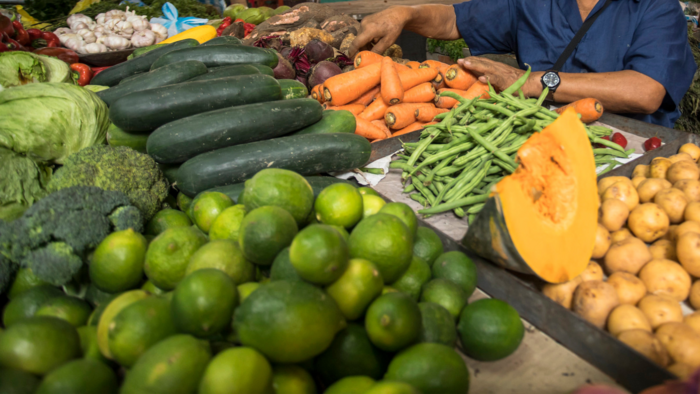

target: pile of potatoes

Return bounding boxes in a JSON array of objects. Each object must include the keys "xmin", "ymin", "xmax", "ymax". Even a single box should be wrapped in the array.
[{"xmin": 543, "ymin": 142, "xmax": 700, "ymax": 379}]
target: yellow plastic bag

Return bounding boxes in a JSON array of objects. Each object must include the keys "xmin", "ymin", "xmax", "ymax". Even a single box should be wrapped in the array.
[
  {"xmin": 70, "ymin": 0, "xmax": 102, "ymax": 15},
  {"xmin": 15, "ymin": 6, "xmax": 50, "ymax": 29}
]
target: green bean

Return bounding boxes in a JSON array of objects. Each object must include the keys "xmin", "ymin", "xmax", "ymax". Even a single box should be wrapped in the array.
[
  {"xmin": 390, "ymin": 161, "xmax": 407, "ymax": 169},
  {"xmin": 467, "ymin": 128, "xmax": 518, "ymax": 168},
  {"xmin": 406, "ymin": 127, "xmax": 442, "ymax": 168},
  {"xmin": 423, "ymin": 154, "xmax": 458, "ymax": 186},
  {"xmin": 493, "ymin": 158, "xmax": 517, "ymax": 173},
  {"xmin": 468, "ymin": 213, "xmax": 477, "ymax": 225},
  {"xmin": 502, "ymin": 67, "xmax": 532, "ymax": 96},
  {"xmin": 412, "ymin": 176, "xmax": 436, "ymax": 205},
  {"xmin": 518, "ymin": 88, "xmax": 526, "ymax": 100},
  {"xmin": 440, "ymin": 91, "xmax": 471, "ymax": 107},
  {"xmin": 447, "ymin": 161, "xmax": 492, "ymax": 203},
  {"xmin": 454, "ymin": 207, "xmax": 466, "ymax": 217},
  {"xmin": 417, "ymin": 194, "xmax": 489, "ymax": 215},
  {"xmin": 588, "ymin": 130, "xmax": 625, "ymax": 153},
  {"xmin": 360, "ymin": 167, "xmax": 385, "ymax": 175},
  {"xmin": 435, "ymin": 181, "xmax": 445, "ymax": 193},
  {"xmin": 467, "ymin": 204, "xmax": 485, "ymax": 214},
  {"xmin": 588, "ymin": 125, "xmax": 612, "ymax": 136},
  {"xmin": 403, "ymin": 184, "xmax": 415, "ymax": 193},
  {"xmin": 434, "ymin": 158, "xmax": 482, "ymax": 204},
  {"xmin": 592, "ymin": 148, "xmax": 632, "ymax": 158},
  {"xmin": 514, "ymin": 118, "xmax": 536, "ymax": 134},
  {"xmin": 597, "ymin": 161, "xmax": 618, "ymax": 176},
  {"xmin": 474, "ymin": 101, "xmax": 516, "ymax": 118},
  {"xmin": 410, "ymin": 193, "xmax": 428, "ymax": 206}
]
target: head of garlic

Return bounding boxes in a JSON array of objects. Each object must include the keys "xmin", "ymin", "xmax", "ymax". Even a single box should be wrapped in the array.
[
  {"xmin": 150, "ymin": 23, "xmax": 168, "ymax": 42},
  {"xmin": 71, "ymin": 22, "xmax": 90, "ymax": 32},
  {"xmin": 104, "ymin": 18, "xmax": 120, "ymax": 32},
  {"xmin": 127, "ymin": 16, "xmax": 150, "ymax": 31},
  {"xmin": 53, "ymin": 27, "xmax": 73, "ymax": 36},
  {"xmin": 84, "ymin": 43, "xmax": 108, "ymax": 54},
  {"xmin": 131, "ymin": 29, "xmax": 156, "ymax": 48},
  {"xmin": 77, "ymin": 28, "xmax": 96, "ymax": 44},
  {"xmin": 103, "ymin": 35, "xmax": 131, "ymax": 50},
  {"xmin": 105, "ymin": 10, "xmax": 125, "ymax": 20},
  {"xmin": 67, "ymin": 14, "xmax": 93, "ymax": 30},
  {"xmin": 59, "ymin": 33, "xmax": 85, "ymax": 52},
  {"xmin": 95, "ymin": 13, "xmax": 106, "ymax": 25}
]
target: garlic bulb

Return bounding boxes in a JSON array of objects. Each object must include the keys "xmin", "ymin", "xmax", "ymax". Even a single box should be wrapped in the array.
[
  {"xmin": 60, "ymin": 34, "xmax": 85, "ymax": 52},
  {"xmin": 115, "ymin": 21, "xmax": 134, "ymax": 38},
  {"xmin": 131, "ymin": 30, "xmax": 155, "ymax": 48},
  {"xmin": 94, "ymin": 31, "xmax": 105, "ymax": 39},
  {"xmin": 95, "ymin": 13, "xmax": 106, "ymax": 25},
  {"xmin": 71, "ymin": 22, "xmax": 89, "ymax": 31},
  {"xmin": 77, "ymin": 28, "xmax": 96, "ymax": 44},
  {"xmin": 67, "ymin": 14, "xmax": 92, "ymax": 30},
  {"xmin": 84, "ymin": 43, "xmax": 108, "ymax": 54},
  {"xmin": 150, "ymin": 23, "xmax": 168, "ymax": 41},
  {"xmin": 128, "ymin": 16, "xmax": 149, "ymax": 31},
  {"xmin": 93, "ymin": 25, "xmax": 106, "ymax": 34},
  {"xmin": 104, "ymin": 19, "xmax": 120, "ymax": 32},
  {"xmin": 53, "ymin": 27, "xmax": 73, "ymax": 36},
  {"xmin": 103, "ymin": 35, "xmax": 131, "ymax": 50},
  {"xmin": 105, "ymin": 10, "xmax": 125, "ymax": 20}
]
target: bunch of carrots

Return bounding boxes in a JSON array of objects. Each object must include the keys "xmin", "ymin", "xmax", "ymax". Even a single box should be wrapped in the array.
[{"xmin": 309, "ymin": 51, "xmax": 491, "ymax": 141}]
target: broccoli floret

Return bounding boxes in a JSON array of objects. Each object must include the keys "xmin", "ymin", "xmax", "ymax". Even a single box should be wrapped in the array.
[
  {"xmin": 48, "ymin": 145, "xmax": 170, "ymax": 221},
  {"xmin": 0, "ymin": 254, "xmax": 17, "ymax": 295},
  {"xmin": 0, "ymin": 186, "xmax": 144, "ymax": 291}
]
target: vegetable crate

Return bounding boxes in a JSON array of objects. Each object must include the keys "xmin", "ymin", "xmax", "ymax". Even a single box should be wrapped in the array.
[{"xmin": 367, "ymin": 112, "xmax": 692, "ymax": 393}]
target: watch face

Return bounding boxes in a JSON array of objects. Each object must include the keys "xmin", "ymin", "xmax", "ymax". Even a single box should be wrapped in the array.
[{"xmin": 542, "ymin": 72, "xmax": 560, "ymax": 88}]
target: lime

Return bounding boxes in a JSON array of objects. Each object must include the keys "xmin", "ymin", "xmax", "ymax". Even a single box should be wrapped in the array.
[
  {"xmin": 383, "ymin": 286, "xmax": 399, "ymax": 294},
  {"xmin": 365, "ymin": 292, "xmax": 421, "ymax": 352},
  {"xmin": 0, "ymin": 368, "xmax": 40, "ymax": 394},
  {"xmin": 290, "ymin": 224, "xmax": 349, "ymax": 285},
  {"xmin": 86, "ymin": 292, "xmax": 119, "ymax": 327},
  {"xmin": 239, "ymin": 206, "xmax": 298, "ymax": 266},
  {"xmin": 325, "ymin": 258, "xmax": 383, "ymax": 320},
  {"xmin": 191, "ymin": 191, "xmax": 234, "ymax": 233},
  {"xmin": 121, "ymin": 334, "xmax": 212, "ymax": 394},
  {"xmin": 362, "ymin": 194, "xmax": 386, "ymax": 218},
  {"xmin": 8, "ymin": 267, "xmax": 49, "ymax": 300},
  {"xmin": 186, "ymin": 239, "xmax": 256, "ymax": 285},
  {"xmin": 391, "ymin": 256, "xmax": 431, "ymax": 301},
  {"xmin": 325, "ymin": 376, "xmax": 376, "ymax": 394},
  {"xmin": 358, "ymin": 187, "xmax": 380, "ymax": 197},
  {"xmin": 0, "ymin": 316, "xmax": 81, "ymax": 375},
  {"xmin": 77, "ymin": 325, "xmax": 110, "ymax": 363},
  {"xmin": 35, "ymin": 296, "xmax": 92, "ymax": 327},
  {"xmin": 420, "ymin": 279, "xmax": 468, "ymax": 321},
  {"xmin": 146, "ymin": 209, "xmax": 192, "ymax": 236},
  {"xmin": 108, "ymin": 296, "xmax": 177, "ymax": 367},
  {"xmin": 432, "ymin": 251, "xmax": 477, "ymax": 298},
  {"xmin": 85, "ymin": 284, "xmax": 118, "ymax": 308},
  {"xmin": 234, "ymin": 280, "xmax": 346, "ymax": 363},
  {"xmin": 315, "ymin": 323, "xmax": 390, "ymax": 384},
  {"xmin": 385, "ymin": 343, "xmax": 470, "ymax": 394},
  {"xmin": 243, "ymin": 168, "xmax": 314, "ymax": 226},
  {"xmin": 365, "ymin": 381, "xmax": 421, "ymax": 394},
  {"xmin": 144, "ymin": 226, "xmax": 208, "ymax": 290},
  {"xmin": 209, "ymin": 205, "xmax": 247, "ymax": 241},
  {"xmin": 270, "ymin": 247, "xmax": 304, "ymax": 282},
  {"xmin": 90, "ymin": 228, "xmax": 148, "ymax": 293},
  {"xmin": 272, "ymin": 365, "xmax": 317, "ymax": 394},
  {"xmin": 413, "ymin": 227, "xmax": 443, "ymax": 266},
  {"xmin": 379, "ymin": 202, "xmax": 418, "ymax": 242},
  {"xmin": 97, "ymin": 289, "xmax": 149, "ymax": 359},
  {"xmin": 457, "ymin": 298, "xmax": 524, "ymax": 361},
  {"xmin": 141, "ymin": 280, "xmax": 167, "ymax": 295},
  {"xmin": 331, "ymin": 225, "xmax": 351, "ymax": 242},
  {"xmin": 35, "ymin": 358, "xmax": 117, "ymax": 394},
  {"xmin": 177, "ymin": 192, "xmax": 193, "ymax": 213},
  {"xmin": 418, "ymin": 302, "xmax": 457, "ymax": 347},
  {"xmin": 2, "ymin": 285, "xmax": 63, "ymax": 327},
  {"xmin": 349, "ymin": 213, "xmax": 413, "ymax": 283},
  {"xmin": 199, "ymin": 347, "xmax": 272, "ymax": 394},
  {"xmin": 237, "ymin": 282, "xmax": 261, "ymax": 303},
  {"xmin": 172, "ymin": 269, "xmax": 237, "ymax": 338},
  {"xmin": 315, "ymin": 183, "xmax": 364, "ymax": 229}
]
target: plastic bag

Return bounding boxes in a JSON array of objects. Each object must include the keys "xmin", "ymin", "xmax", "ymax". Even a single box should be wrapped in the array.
[{"xmin": 149, "ymin": 2, "xmax": 208, "ymax": 38}]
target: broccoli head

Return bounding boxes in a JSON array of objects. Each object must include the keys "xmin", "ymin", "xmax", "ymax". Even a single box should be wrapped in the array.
[
  {"xmin": 0, "ymin": 186, "xmax": 144, "ymax": 291},
  {"xmin": 48, "ymin": 145, "xmax": 170, "ymax": 221}
]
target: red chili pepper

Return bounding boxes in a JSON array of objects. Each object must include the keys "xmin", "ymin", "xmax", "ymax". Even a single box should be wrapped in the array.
[
  {"xmin": 92, "ymin": 66, "xmax": 111, "ymax": 77},
  {"xmin": 2, "ymin": 32, "xmax": 25, "ymax": 51},
  {"xmin": 0, "ymin": 42, "xmax": 8, "ymax": 53},
  {"xmin": 243, "ymin": 23, "xmax": 255, "ymax": 37},
  {"xmin": 611, "ymin": 133, "xmax": 627, "ymax": 149},
  {"xmin": 0, "ymin": 15, "xmax": 14, "ymax": 37},
  {"xmin": 234, "ymin": 18, "xmax": 245, "ymax": 23},
  {"xmin": 12, "ymin": 21, "xmax": 30, "ymax": 46},
  {"xmin": 33, "ymin": 47, "xmax": 80, "ymax": 64},
  {"xmin": 26, "ymin": 28, "xmax": 43, "ymax": 41},
  {"xmin": 70, "ymin": 63, "xmax": 93, "ymax": 86},
  {"xmin": 216, "ymin": 17, "xmax": 232, "ymax": 36},
  {"xmin": 643, "ymin": 137, "xmax": 662, "ymax": 152},
  {"xmin": 41, "ymin": 31, "xmax": 60, "ymax": 48}
]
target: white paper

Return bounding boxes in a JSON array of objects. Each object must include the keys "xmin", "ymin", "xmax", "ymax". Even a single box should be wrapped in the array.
[{"xmin": 332, "ymin": 150, "xmax": 400, "ymax": 186}]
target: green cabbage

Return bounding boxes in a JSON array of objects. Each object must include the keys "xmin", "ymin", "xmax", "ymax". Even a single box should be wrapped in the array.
[
  {"xmin": 223, "ymin": 4, "xmax": 246, "ymax": 19},
  {"xmin": 0, "ymin": 52, "xmax": 73, "ymax": 90},
  {"xmin": 0, "ymin": 147, "xmax": 52, "ymax": 221},
  {"xmin": 237, "ymin": 8, "xmax": 266, "ymax": 25},
  {"xmin": 0, "ymin": 83, "xmax": 109, "ymax": 164},
  {"xmin": 39, "ymin": 53, "xmax": 74, "ymax": 84},
  {"xmin": 84, "ymin": 85, "xmax": 109, "ymax": 93}
]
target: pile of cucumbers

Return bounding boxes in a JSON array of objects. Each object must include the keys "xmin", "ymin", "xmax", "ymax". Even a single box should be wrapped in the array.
[{"xmin": 95, "ymin": 36, "xmax": 370, "ymax": 197}]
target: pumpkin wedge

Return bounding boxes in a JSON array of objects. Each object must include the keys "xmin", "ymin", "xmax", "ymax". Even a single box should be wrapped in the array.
[{"xmin": 462, "ymin": 108, "xmax": 599, "ymax": 283}]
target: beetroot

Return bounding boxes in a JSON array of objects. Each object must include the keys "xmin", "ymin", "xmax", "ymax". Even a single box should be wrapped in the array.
[
  {"xmin": 279, "ymin": 46, "xmax": 293, "ymax": 58},
  {"xmin": 273, "ymin": 52, "xmax": 296, "ymax": 79},
  {"xmin": 307, "ymin": 60, "xmax": 342, "ymax": 88},
  {"xmin": 305, "ymin": 39, "xmax": 334, "ymax": 64},
  {"xmin": 288, "ymin": 46, "xmax": 312, "ymax": 78}
]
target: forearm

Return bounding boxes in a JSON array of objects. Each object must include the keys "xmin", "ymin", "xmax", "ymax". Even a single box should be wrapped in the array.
[
  {"xmin": 402, "ymin": 5, "xmax": 461, "ymax": 41},
  {"xmin": 523, "ymin": 70, "xmax": 666, "ymax": 114}
]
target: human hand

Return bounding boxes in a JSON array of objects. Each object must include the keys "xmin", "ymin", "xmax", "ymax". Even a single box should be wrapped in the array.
[
  {"xmin": 348, "ymin": 7, "xmax": 414, "ymax": 58},
  {"xmin": 458, "ymin": 57, "xmax": 542, "ymax": 96}
]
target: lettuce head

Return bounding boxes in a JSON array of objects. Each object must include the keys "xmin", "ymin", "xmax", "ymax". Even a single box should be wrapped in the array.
[
  {"xmin": 0, "ymin": 52, "xmax": 73, "ymax": 90},
  {"xmin": 0, "ymin": 147, "xmax": 52, "ymax": 221}
]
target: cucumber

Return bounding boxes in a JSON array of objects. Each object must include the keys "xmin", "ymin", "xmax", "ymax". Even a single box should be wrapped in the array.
[
  {"xmin": 110, "ymin": 74, "xmax": 281, "ymax": 133},
  {"xmin": 188, "ymin": 64, "xmax": 260, "ymax": 82},
  {"xmin": 207, "ymin": 176, "xmax": 354, "ymax": 201},
  {"xmin": 128, "ymin": 44, "xmax": 167, "ymax": 60},
  {"xmin": 293, "ymin": 110, "xmax": 356, "ymax": 135},
  {"xmin": 119, "ymin": 72, "xmax": 146, "ymax": 85},
  {"xmin": 106, "ymin": 123, "xmax": 148, "ymax": 153},
  {"xmin": 158, "ymin": 163, "xmax": 180, "ymax": 185},
  {"xmin": 177, "ymin": 133, "xmax": 371, "ymax": 196},
  {"xmin": 151, "ymin": 45, "xmax": 278, "ymax": 70},
  {"xmin": 279, "ymin": 79, "xmax": 308, "ymax": 100},
  {"xmin": 148, "ymin": 98, "xmax": 323, "ymax": 164},
  {"xmin": 97, "ymin": 60, "xmax": 207, "ymax": 107},
  {"xmin": 90, "ymin": 39, "xmax": 198, "ymax": 87},
  {"xmin": 202, "ymin": 36, "xmax": 242, "ymax": 46},
  {"xmin": 247, "ymin": 64, "xmax": 274, "ymax": 76}
]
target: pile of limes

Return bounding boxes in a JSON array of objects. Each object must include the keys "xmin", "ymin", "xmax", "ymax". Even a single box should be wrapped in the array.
[{"xmin": 0, "ymin": 168, "xmax": 525, "ymax": 394}]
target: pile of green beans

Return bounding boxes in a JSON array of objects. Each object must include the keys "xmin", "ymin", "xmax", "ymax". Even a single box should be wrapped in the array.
[{"xmin": 390, "ymin": 68, "xmax": 631, "ymax": 222}]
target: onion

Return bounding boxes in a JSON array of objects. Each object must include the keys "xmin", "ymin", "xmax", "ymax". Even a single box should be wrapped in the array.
[
  {"xmin": 307, "ymin": 60, "xmax": 342, "ymax": 89},
  {"xmin": 305, "ymin": 39, "xmax": 334, "ymax": 64},
  {"xmin": 273, "ymin": 52, "xmax": 296, "ymax": 80}
]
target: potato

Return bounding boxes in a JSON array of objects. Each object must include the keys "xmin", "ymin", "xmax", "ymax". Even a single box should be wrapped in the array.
[
  {"xmin": 668, "ymin": 152, "xmax": 695, "ymax": 164},
  {"xmin": 607, "ymin": 304, "xmax": 652, "ymax": 336},
  {"xmin": 604, "ymin": 236, "xmax": 652, "ymax": 275},
  {"xmin": 631, "ymin": 176, "xmax": 646, "ymax": 189},
  {"xmin": 649, "ymin": 157, "xmax": 673, "ymax": 179},
  {"xmin": 673, "ymin": 180, "xmax": 700, "ymax": 202},
  {"xmin": 617, "ymin": 329, "xmax": 670, "ymax": 367},
  {"xmin": 598, "ymin": 176, "xmax": 633, "ymax": 196},
  {"xmin": 602, "ymin": 181, "xmax": 640, "ymax": 212},
  {"xmin": 667, "ymin": 160, "xmax": 700, "ymax": 184},
  {"xmin": 542, "ymin": 276, "xmax": 583, "ymax": 310},
  {"xmin": 637, "ymin": 178, "xmax": 672, "ymax": 203},
  {"xmin": 649, "ymin": 239, "xmax": 677, "ymax": 261},
  {"xmin": 654, "ymin": 188, "xmax": 689, "ymax": 223},
  {"xmin": 661, "ymin": 225, "xmax": 679, "ymax": 242},
  {"xmin": 607, "ymin": 272, "xmax": 647, "ymax": 305},
  {"xmin": 572, "ymin": 280, "xmax": 620, "ymax": 329},
  {"xmin": 633, "ymin": 164, "xmax": 649, "ymax": 178},
  {"xmin": 579, "ymin": 261, "xmax": 604, "ymax": 282},
  {"xmin": 638, "ymin": 294, "xmax": 683, "ymax": 329},
  {"xmin": 591, "ymin": 224, "xmax": 611, "ymax": 259},
  {"xmin": 655, "ymin": 322, "xmax": 700, "ymax": 368},
  {"xmin": 598, "ymin": 199, "xmax": 629, "ymax": 232},
  {"xmin": 676, "ymin": 221, "xmax": 700, "ymax": 240},
  {"xmin": 611, "ymin": 228, "xmax": 633, "ymax": 244},
  {"xmin": 679, "ymin": 143, "xmax": 700, "ymax": 162},
  {"xmin": 667, "ymin": 363, "xmax": 695, "ymax": 379},
  {"xmin": 627, "ymin": 203, "xmax": 670, "ymax": 243},
  {"xmin": 676, "ymin": 232, "xmax": 700, "ymax": 277},
  {"xmin": 691, "ymin": 281, "xmax": 700, "ymax": 310},
  {"xmin": 684, "ymin": 311, "xmax": 700, "ymax": 335},
  {"xmin": 685, "ymin": 201, "xmax": 700, "ymax": 223},
  {"xmin": 639, "ymin": 259, "xmax": 691, "ymax": 302}
]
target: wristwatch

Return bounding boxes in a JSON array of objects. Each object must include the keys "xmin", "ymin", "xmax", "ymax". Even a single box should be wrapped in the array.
[{"xmin": 541, "ymin": 70, "xmax": 561, "ymax": 93}]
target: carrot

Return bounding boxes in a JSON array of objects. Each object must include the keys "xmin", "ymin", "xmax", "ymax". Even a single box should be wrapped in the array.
[
  {"xmin": 444, "ymin": 65, "xmax": 477, "ymax": 90},
  {"xmin": 349, "ymin": 86, "xmax": 380, "ymax": 106},
  {"xmin": 371, "ymin": 120, "xmax": 392, "ymax": 138},
  {"xmin": 385, "ymin": 103, "xmax": 434, "ymax": 130},
  {"xmin": 380, "ymin": 57, "xmax": 404, "ymax": 105},
  {"xmin": 310, "ymin": 84, "xmax": 325, "ymax": 103},
  {"xmin": 415, "ymin": 107, "xmax": 448, "ymax": 122},
  {"xmin": 463, "ymin": 81, "xmax": 490, "ymax": 100},
  {"xmin": 354, "ymin": 51, "xmax": 384, "ymax": 69},
  {"xmin": 403, "ymin": 82, "xmax": 436, "ymax": 103},
  {"xmin": 432, "ymin": 71, "xmax": 447, "ymax": 91},
  {"xmin": 406, "ymin": 61, "xmax": 421, "ymax": 69},
  {"xmin": 397, "ymin": 67, "xmax": 439, "ymax": 91},
  {"xmin": 554, "ymin": 98, "xmax": 604, "ymax": 123},
  {"xmin": 394, "ymin": 62, "xmax": 411, "ymax": 71},
  {"xmin": 326, "ymin": 104, "xmax": 366, "ymax": 115},
  {"xmin": 393, "ymin": 121, "xmax": 437, "ymax": 136},
  {"xmin": 420, "ymin": 60, "xmax": 450, "ymax": 70},
  {"xmin": 358, "ymin": 93, "xmax": 389, "ymax": 121},
  {"xmin": 434, "ymin": 88, "xmax": 469, "ymax": 109},
  {"xmin": 323, "ymin": 62, "xmax": 382, "ymax": 106},
  {"xmin": 355, "ymin": 116, "xmax": 387, "ymax": 140}
]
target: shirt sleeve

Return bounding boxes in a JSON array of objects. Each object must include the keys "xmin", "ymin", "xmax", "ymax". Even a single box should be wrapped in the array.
[
  {"xmin": 453, "ymin": 0, "xmax": 517, "ymax": 56},
  {"xmin": 623, "ymin": 0, "xmax": 697, "ymax": 108}
]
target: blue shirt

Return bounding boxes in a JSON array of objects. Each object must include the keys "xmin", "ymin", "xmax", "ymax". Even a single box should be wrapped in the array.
[{"xmin": 453, "ymin": 0, "xmax": 697, "ymax": 128}]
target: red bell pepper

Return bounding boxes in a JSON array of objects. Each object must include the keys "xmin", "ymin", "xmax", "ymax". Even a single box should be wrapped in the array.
[
  {"xmin": 33, "ymin": 47, "xmax": 80, "ymax": 64},
  {"xmin": 2, "ymin": 32, "xmax": 25, "ymax": 51},
  {"xmin": 92, "ymin": 66, "xmax": 110, "ymax": 77},
  {"xmin": 41, "ymin": 31, "xmax": 60, "ymax": 48},
  {"xmin": 0, "ymin": 15, "xmax": 14, "ymax": 38},
  {"xmin": 26, "ymin": 28, "xmax": 43, "ymax": 41},
  {"xmin": 70, "ymin": 63, "xmax": 93, "ymax": 86},
  {"xmin": 216, "ymin": 17, "xmax": 232, "ymax": 36},
  {"xmin": 11, "ymin": 21, "xmax": 30, "ymax": 46},
  {"xmin": 0, "ymin": 42, "xmax": 8, "ymax": 53},
  {"xmin": 243, "ymin": 23, "xmax": 255, "ymax": 37}
]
